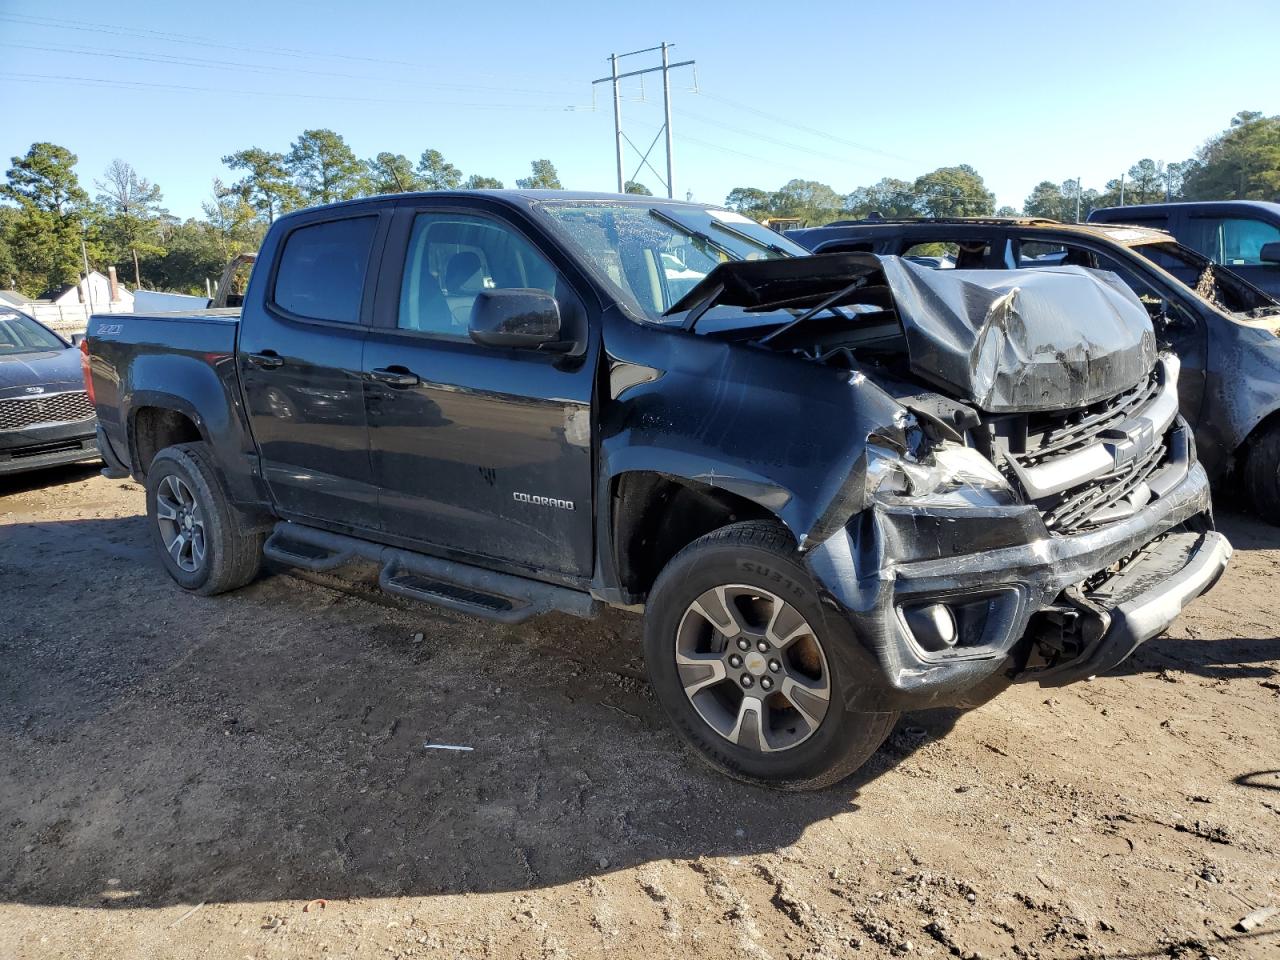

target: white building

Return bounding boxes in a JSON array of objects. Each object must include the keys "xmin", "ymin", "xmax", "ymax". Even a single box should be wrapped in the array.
[{"xmin": 39, "ymin": 271, "xmax": 134, "ymax": 312}]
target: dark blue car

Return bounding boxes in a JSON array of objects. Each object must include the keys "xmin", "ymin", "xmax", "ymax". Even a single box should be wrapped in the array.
[
  {"xmin": 1089, "ymin": 200, "xmax": 1280, "ymax": 297},
  {"xmin": 0, "ymin": 308, "xmax": 98, "ymax": 475}
]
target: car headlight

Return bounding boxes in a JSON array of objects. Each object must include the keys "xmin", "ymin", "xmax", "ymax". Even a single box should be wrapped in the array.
[{"xmin": 870, "ymin": 440, "xmax": 1019, "ymax": 508}]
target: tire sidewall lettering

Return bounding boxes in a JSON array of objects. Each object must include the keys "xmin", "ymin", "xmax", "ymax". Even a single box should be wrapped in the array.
[{"xmin": 736, "ymin": 559, "xmax": 807, "ymax": 604}]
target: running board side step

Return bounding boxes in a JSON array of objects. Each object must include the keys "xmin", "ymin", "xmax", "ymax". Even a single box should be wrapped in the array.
[{"xmin": 264, "ymin": 521, "xmax": 597, "ymax": 624}]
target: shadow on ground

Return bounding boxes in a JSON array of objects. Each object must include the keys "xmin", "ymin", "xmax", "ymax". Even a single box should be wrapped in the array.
[
  {"xmin": 0, "ymin": 515, "xmax": 960, "ymax": 909},
  {"xmin": 1117, "ymin": 509, "xmax": 1280, "ymax": 682},
  {"xmin": 0, "ymin": 461, "xmax": 102, "ymax": 499}
]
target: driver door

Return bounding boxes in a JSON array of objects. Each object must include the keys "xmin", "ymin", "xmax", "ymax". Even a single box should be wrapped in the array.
[{"xmin": 362, "ymin": 204, "xmax": 597, "ymax": 579}]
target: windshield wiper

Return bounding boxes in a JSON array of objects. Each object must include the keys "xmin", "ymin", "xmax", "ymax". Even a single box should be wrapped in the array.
[
  {"xmin": 708, "ymin": 218, "xmax": 791, "ymax": 257},
  {"xmin": 649, "ymin": 207, "xmax": 738, "ymax": 261}
]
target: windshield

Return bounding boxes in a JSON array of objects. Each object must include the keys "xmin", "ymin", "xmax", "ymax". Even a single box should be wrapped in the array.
[
  {"xmin": 0, "ymin": 311, "xmax": 66, "ymax": 355},
  {"xmin": 537, "ymin": 201, "xmax": 807, "ymax": 321}
]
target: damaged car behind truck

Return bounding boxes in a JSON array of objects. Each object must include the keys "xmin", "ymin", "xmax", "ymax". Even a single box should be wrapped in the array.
[{"xmin": 84, "ymin": 192, "xmax": 1229, "ymax": 789}]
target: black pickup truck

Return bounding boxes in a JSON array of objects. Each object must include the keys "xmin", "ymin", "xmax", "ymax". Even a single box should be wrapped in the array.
[{"xmin": 86, "ymin": 190, "xmax": 1230, "ymax": 789}]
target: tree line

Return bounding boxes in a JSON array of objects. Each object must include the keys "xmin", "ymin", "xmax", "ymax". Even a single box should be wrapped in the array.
[
  {"xmin": 725, "ymin": 111, "xmax": 1279, "ymax": 227},
  {"xmin": 1, "ymin": 111, "xmax": 1276, "ymax": 299},
  {"xmin": 0, "ymin": 128, "xmax": 572, "ymax": 298}
]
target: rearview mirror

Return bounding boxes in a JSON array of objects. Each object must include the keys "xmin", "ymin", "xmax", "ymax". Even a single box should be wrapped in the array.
[
  {"xmin": 1259, "ymin": 241, "xmax": 1280, "ymax": 264},
  {"xmin": 469, "ymin": 288, "xmax": 566, "ymax": 350}
]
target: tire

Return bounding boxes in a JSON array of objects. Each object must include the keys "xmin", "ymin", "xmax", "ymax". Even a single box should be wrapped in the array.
[
  {"xmin": 642, "ymin": 520, "xmax": 898, "ymax": 790},
  {"xmin": 145, "ymin": 442, "xmax": 265, "ymax": 595},
  {"xmin": 1244, "ymin": 425, "xmax": 1280, "ymax": 525}
]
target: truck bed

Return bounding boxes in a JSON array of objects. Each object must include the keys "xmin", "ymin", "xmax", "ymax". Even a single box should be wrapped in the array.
[{"xmin": 86, "ymin": 306, "xmax": 252, "ymax": 497}]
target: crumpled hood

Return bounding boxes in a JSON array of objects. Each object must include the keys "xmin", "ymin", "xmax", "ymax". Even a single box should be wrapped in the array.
[
  {"xmin": 879, "ymin": 259, "xmax": 1157, "ymax": 413},
  {"xmin": 668, "ymin": 253, "xmax": 1158, "ymax": 414},
  {"xmin": 0, "ymin": 347, "xmax": 84, "ymax": 400}
]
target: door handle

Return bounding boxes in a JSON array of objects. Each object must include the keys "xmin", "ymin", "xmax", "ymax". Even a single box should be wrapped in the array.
[
  {"xmin": 247, "ymin": 350, "xmax": 284, "ymax": 369},
  {"xmin": 370, "ymin": 366, "xmax": 420, "ymax": 388}
]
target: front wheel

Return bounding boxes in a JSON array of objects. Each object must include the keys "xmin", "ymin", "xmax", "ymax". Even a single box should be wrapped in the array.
[
  {"xmin": 1244, "ymin": 424, "xmax": 1280, "ymax": 525},
  {"xmin": 145, "ymin": 442, "xmax": 264, "ymax": 595},
  {"xmin": 642, "ymin": 521, "xmax": 898, "ymax": 790}
]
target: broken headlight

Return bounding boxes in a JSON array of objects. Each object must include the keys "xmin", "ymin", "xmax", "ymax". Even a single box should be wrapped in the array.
[{"xmin": 870, "ymin": 440, "xmax": 1020, "ymax": 508}]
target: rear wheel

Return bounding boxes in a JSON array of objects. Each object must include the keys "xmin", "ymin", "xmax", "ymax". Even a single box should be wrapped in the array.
[
  {"xmin": 145, "ymin": 443, "xmax": 264, "ymax": 595},
  {"xmin": 643, "ymin": 521, "xmax": 898, "ymax": 790},
  {"xmin": 1244, "ymin": 424, "xmax": 1280, "ymax": 525}
]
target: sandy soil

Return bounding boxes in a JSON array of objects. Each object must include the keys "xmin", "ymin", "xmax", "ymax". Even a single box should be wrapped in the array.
[{"xmin": 1, "ymin": 463, "xmax": 1277, "ymax": 960}]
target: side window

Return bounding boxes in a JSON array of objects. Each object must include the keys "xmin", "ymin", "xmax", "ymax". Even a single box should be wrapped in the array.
[
  {"xmin": 398, "ymin": 213, "xmax": 558, "ymax": 336},
  {"xmin": 901, "ymin": 239, "xmax": 1013, "ymax": 270},
  {"xmin": 1182, "ymin": 218, "xmax": 1222, "ymax": 261},
  {"xmin": 902, "ymin": 241, "xmax": 958, "ymax": 269},
  {"xmin": 1185, "ymin": 217, "xmax": 1280, "ymax": 265},
  {"xmin": 1015, "ymin": 238, "xmax": 1094, "ymax": 269},
  {"xmin": 272, "ymin": 216, "xmax": 377, "ymax": 322},
  {"xmin": 1016, "ymin": 240, "xmax": 1068, "ymax": 267}
]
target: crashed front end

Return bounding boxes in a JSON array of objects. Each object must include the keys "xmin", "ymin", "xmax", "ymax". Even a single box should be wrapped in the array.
[
  {"xmin": 804, "ymin": 365, "xmax": 1227, "ymax": 712},
  {"xmin": 676, "ymin": 254, "xmax": 1230, "ymax": 711}
]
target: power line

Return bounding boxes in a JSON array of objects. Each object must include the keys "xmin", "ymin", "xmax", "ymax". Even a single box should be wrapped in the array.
[
  {"xmin": 0, "ymin": 12, "xmax": 584, "ymax": 91},
  {"xmin": 690, "ymin": 89, "xmax": 913, "ymax": 163},
  {"xmin": 0, "ymin": 40, "xmax": 577, "ymax": 100},
  {"xmin": 0, "ymin": 73, "xmax": 572, "ymax": 111},
  {"xmin": 674, "ymin": 107, "xmax": 881, "ymax": 170}
]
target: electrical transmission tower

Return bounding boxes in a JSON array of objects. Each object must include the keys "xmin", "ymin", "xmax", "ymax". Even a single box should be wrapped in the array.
[{"xmin": 592, "ymin": 43, "xmax": 694, "ymax": 198}]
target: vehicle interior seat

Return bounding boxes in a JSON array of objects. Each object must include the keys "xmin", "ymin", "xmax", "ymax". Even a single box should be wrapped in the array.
[
  {"xmin": 954, "ymin": 242, "xmax": 989, "ymax": 270},
  {"xmin": 443, "ymin": 252, "xmax": 486, "ymax": 326},
  {"xmin": 1062, "ymin": 247, "xmax": 1094, "ymax": 268},
  {"xmin": 398, "ymin": 244, "xmax": 452, "ymax": 333}
]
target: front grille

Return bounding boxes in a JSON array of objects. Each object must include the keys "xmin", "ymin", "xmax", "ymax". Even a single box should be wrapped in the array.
[
  {"xmin": 1039, "ymin": 435, "xmax": 1167, "ymax": 531},
  {"xmin": 0, "ymin": 391, "xmax": 95, "ymax": 431},
  {"xmin": 981, "ymin": 363, "xmax": 1179, "ymax": 535},
  {"xmin": 1020, "ymin": 370, "xmax": 1160, "ymax": 466}
]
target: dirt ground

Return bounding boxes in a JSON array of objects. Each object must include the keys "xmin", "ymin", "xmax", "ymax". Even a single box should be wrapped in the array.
[{"xmin": 1, "ymin": 464, "xmax": 1277, "ymax": 960}]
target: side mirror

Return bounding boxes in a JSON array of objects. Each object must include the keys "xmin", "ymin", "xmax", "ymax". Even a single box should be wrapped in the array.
[
  {"xmin": 469, "ymin": 288, "xmax": 566, "ymax": 350},
  {"xmin": 1259, "ymin": 241, "xmax": 1280, "ymax": 264},
  {"xmin": 70, "ymin": 333, "xmax": 86, "ymax": 347}
]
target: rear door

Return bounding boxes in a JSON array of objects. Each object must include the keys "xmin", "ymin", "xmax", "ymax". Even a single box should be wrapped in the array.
[
  {"xmin": 239, "ymin": 209, "xmax": 387, "ymax": 529},
  {"xmin": 362, "ymin": 201, "xmax": 596, "ymax": 580}
]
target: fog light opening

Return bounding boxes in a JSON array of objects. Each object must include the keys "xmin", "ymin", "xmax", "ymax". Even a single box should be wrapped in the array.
[{"xmin": 903, "ymin": 602, "xmax": 958, "ymax": 653}]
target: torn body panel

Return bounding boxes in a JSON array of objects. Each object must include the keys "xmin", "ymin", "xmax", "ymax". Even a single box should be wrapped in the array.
[{"xmin": 597, "ymin": 303, "xmax": 910, "ymax": 554}]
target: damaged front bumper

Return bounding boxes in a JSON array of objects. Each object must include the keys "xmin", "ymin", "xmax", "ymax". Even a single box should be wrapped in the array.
[{"xmin": 803, "ymin": 442, "xmax": 1225, "ymax": 713}]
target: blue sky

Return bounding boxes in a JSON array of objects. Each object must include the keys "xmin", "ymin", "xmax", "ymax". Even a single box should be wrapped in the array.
[{"xmin": 3, "ymin": 0, "xmax": 1277, "ymax": 219}]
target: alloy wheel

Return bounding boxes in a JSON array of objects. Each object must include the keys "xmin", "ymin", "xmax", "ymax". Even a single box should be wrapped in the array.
[
  {"xmin": 155, "ymin": 474, "xmax": 207, "ymax": 573},
  {"xmin": 675, "ymin": 584, "xmax": 831, "ymax": 753}
]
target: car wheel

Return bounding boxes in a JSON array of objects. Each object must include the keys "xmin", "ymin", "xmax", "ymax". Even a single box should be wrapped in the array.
[
  {"xmin": 643, "ymin": 520, "xmax": 898, "ymax": 790},
  {"xmin": 1244, "ymin": 424, "xmax": 1280, "ymax": 525},
  {"xmin": 145, "ymin": 442, "xmax": 264, "ymax": 595}
]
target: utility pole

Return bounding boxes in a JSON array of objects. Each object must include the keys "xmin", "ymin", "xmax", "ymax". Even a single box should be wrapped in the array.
[
  {"xmin": 593, "ymin": 44, "xmax": 695, "ymax": 198},
  {"xmin": 661, "ymin": 42, "xmax": 675, "ymax": 199},
  {"xmin": 1119, "ymin": 173, "xmax": 1125, "ymax": 206},
  {"xmin": 80, "ymin": 230, "xmax": 95, "ymax": 315},
  {"xmin": 1075, "ymin": 176, "xmax": 1082, "ymax": 223},
  {"xmin": 610, "ymin": 53, "xmax": 624, "ymax": 193}
]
